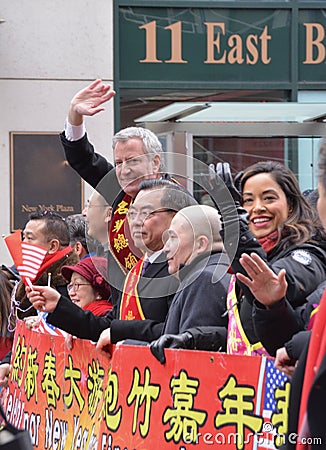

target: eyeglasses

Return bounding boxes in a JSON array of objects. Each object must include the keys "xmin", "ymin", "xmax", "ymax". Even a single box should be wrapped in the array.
[
  {"xmin": 127, "ymin": 208, "xmax": 175, "ymax": 221},
  {"xmin": 67, "ymin": 282, "xmax": 91, "ymax": 292}
]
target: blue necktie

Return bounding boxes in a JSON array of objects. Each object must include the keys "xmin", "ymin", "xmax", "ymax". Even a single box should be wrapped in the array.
[{"xmin": 141, "ymin": 259, "xmax": 150, "ymax": 275}]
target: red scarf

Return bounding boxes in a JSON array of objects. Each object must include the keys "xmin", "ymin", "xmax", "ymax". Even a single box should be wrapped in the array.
[
  {"xmin": 83, "ymin": 299, "xmax": 113, "ymax": 317},
  {"xmin": 35, "ymin": 246, "xmax": 73, "ymax": 280},
  {"xmin": 258, "ymin": 230, "xmax": 279, "ymax": 254}
]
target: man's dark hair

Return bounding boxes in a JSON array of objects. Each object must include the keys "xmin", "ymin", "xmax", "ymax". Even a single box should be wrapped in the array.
[
  {"xmin": 138, "ymin": 179, "xmax": 198, "ymax": 212},
  {"xmin": 28, "ymin": 211, "xmax": 70, "ymax": 248},
  {"xmin": 66, "ymin": 214, "xmax": 99, "ymax": 253},
  {"xmin": 66, "ymin": 214, "xmax": 88, "ymax": 250}
]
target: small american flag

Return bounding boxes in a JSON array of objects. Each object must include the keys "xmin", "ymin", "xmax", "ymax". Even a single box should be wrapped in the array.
[
  {"xmin": 264, "ymin": 360, "xmax": 288, "ymax": 409},
  {"xmin": 4, "ymin": 230, "xmax": 47, "ymax": 285},
  {"xmin": 258, "ymin": 359, "xmax": 289, "ymax": 449},
  {"xmin": 31, "ymin": 313, "xmax": 68, "ymax": 337},
  {"xmin": 16, "ymin": 242, "xmax": 48, "ymax": 285}
]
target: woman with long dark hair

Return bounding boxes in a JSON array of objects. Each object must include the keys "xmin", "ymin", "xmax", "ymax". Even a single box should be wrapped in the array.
[
  {"xmin": 150, "ymin": 160, "xmax": 326, "ymax": 361},
  {"xmin": 237, "ymin": 145, "xmax": 326, "ymax": 449},
  {"xmin": 233, "ymin": 160, "xmax": 326, "ymax": 355}
]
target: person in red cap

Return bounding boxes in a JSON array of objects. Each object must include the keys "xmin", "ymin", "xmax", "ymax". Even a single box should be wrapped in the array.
[{"xmin": 61, "ymin": 256, "xmax": 112, "ymax": 316}]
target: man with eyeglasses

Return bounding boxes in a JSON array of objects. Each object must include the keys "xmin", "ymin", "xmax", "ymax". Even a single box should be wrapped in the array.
[
  {"xmin": 60, "ymin": 80, "xmax": 175, "ymax": 306},
  {"xmin": 27, "ymin": 180, "xmax": 197, "ymax": 343},
  {"xmin": 97, "ymin": 204, "xmax": 230, "ymax": 359}
]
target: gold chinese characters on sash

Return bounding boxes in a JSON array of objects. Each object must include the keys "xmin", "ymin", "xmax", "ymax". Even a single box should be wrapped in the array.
[
  {"xmin": 109, "ymin": 194, "xmax": 139, "ymax": 273},
  {"xmin": 226, "ymin": 275, "xmax": 269, "ymax": 357},
  {"xmin": 119, "ymin": 256, "xmax": 146, "ymax": 320}
]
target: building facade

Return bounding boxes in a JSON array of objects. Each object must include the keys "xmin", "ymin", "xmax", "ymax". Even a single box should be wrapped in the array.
[
  {"xmin": 115, "ymin": 1, "xmax": 326, "ymax": 198},
  {"xmin": 0, "ymin": 0, "xmax": 114, "ymax": 263}
]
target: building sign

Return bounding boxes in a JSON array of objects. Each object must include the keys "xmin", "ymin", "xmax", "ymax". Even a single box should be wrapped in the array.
[
  {"xmin": 118, "ymin": 6, "xmax": 326, "ymax": 85},
  {"xmin": 299, "ymin": 9, "xmax": 326, "ymax": 82},
  {"xmin": 10, "ymin": 133, "xmax": 83, "ymax": 230}
]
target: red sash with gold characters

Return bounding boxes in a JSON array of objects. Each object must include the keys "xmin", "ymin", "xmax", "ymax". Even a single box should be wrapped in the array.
[
  {"xmin": 119, "ymin": 256, "xmax": 146, "ymax": 320},
  {"xmin": 109, "ymin": 177, "xmax": 179, "ymax": 274},
  {"xmin": 109, "ymin": 193, "xmax": 140, "ymax": 274}
]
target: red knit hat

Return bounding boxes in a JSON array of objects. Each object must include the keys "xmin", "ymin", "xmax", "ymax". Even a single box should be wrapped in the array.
[{"xmin": 61, "ymin": 256, "xmax": 110, "ymax": 299}]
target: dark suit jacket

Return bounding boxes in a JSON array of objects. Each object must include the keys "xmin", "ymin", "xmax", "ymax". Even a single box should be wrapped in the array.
[
  {"xmin": 61, "ymin": 132, "xmax": 135, "ymax": 308},
  {"xmin": 110, "ymin": 251, "xmax": 230, "ymax": 344},
  {"xmin": 60, "ymin": 132, "xmax": 115, "ymax": 193},
  {"xmin": 60, "ymin": 132, "xmax": 176, "ymax": 308},
  {"xmin": 46, "ymin": 254, "xmax": 179, "ymax": 342}
]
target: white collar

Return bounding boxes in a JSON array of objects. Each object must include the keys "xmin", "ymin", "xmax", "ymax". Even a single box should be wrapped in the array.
[{"xmin": 145, "ymin": 249, "xmax": 163, "ymax": 264}]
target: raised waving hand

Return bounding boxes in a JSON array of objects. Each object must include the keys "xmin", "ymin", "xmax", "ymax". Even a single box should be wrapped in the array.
[
  {"xmin": 68, "ymin": 79, "xmax": 115, "ymax": 125},
  {"xmin": 237, "ymin": 252, "xmax": 288, "ymax": 307}
]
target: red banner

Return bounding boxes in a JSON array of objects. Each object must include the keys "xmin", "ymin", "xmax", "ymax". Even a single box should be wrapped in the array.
[{"xmin": 4, "ymin": 321, "xmax": 290, "ymax": 450}]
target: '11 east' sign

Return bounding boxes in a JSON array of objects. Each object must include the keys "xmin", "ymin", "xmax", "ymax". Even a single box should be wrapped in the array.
[
  {"xmin": 140, "ymin": 22, "xmax": 323, "ymax": 66},
  {"xmin": 118, "ymin": 7, "xmax": 326, "ymax": 84}
]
